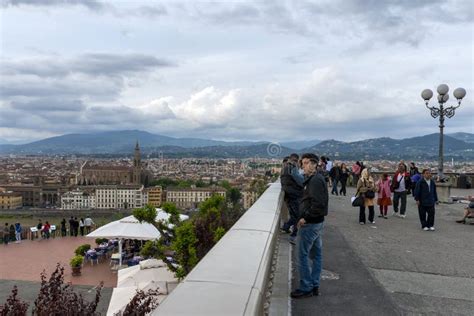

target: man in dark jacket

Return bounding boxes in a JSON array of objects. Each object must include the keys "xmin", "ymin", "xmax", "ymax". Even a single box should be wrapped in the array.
[
  {"xmin": 280, "ymin": 153, "xmax": 304, "ymax": 242},
  {"xmin": 392, "ymin": 163, "xmax": 412, "ymax": 218},
  {"xmin": 291, "ymin": 153, "xmax": 328, "ymax": 299},
  {"xmin": 414, "ymin": 169, "xmax": 438, "ymax": 231}
]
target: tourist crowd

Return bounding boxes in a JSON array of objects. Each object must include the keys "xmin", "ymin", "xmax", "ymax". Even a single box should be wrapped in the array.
[
  {"xmin": 2, "ymin": 216, "xmax": 95, "ymax": 245},
  {"xmin": 279, "ymin": 154, "xmax": 471, "ymax": 300}
]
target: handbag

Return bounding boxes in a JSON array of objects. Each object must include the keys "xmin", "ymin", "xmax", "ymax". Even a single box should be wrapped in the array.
[
  {"xmin": 365, "ymin": 190, "xmax": 375, "ymax": 199},
  {"xmin": 352, "ymin": 195, "xmax": 364, "ymax": 207},
  {"xmin": 362, "ymin": 179, "xmax": 375, "ymax": 198}
]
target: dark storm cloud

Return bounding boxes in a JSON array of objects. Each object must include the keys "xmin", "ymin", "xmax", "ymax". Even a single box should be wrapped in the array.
[
  {"xmin": 0, "ymin": 75, "xmax": 123, "ymax": 99},
  {"xmin": 1, "ymin": 54, "xmax": 175, "ymax": 78},
  {"xmin": 11, "ymin": 98, "xmax": 86, "ymax": 112},
  {"xmin": 133, "ymin": 4, "xmax": 168, "ymax": 18},
  {"xmin": 1, "ymin": 0, "xmax": 106, "ymax": 11},
  {"xmin": 176, "ymin": 0, "xmax": 471, "ymax": 45}
]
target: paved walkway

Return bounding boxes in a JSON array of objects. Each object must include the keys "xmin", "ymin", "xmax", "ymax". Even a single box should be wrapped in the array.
[
  {"xmin": 272, "ymin": 187, "xmax": 474, "ymax": 315},
  {"xmin": 0, "ymin": 236, "xmax": 116, "ymax": 314}
]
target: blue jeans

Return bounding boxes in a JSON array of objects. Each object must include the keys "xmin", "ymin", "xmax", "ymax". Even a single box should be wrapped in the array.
[{"xmin": 297, "ymin": 222, "xmax": 324, "ymax": 292}]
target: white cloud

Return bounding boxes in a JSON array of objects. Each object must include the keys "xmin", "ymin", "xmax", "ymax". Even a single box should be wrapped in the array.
[{"xmin": 0, "ymin": 0, "xmax": 472, "ymax": 143}]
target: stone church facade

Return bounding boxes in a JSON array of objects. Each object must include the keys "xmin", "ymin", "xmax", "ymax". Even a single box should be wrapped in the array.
[{"xmin": 77, "ymin": 142, "xmax": 148, "ymax": 185}]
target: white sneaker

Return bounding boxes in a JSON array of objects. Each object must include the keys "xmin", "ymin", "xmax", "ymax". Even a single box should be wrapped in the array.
[
  {"xmin": 423, "ymin": 227, "xmax": 429, "ymax": 231},
  {"xmin": 359, "ymin": 222, "xmax": 365, "ymax": 225},
  {"xmin": 429, "ymin": 227, "xmax": 435, "ymax": 231},
  {"xmin": 400, "ymin": 214, "xmax": 406, "ymax": 218}
]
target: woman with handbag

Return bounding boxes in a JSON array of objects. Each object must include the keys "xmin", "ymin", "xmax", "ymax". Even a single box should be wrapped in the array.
[
  {"xmin": 377, "ymin": 173, "xmax": 392, "ymax": 219},
  {"xmin": 356, "ymin": 168, "xmax": 376, "ymax": 224}
]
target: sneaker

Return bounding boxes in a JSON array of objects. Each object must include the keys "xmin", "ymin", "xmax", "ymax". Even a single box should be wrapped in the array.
[
  {"xmin": 290, "ymin": 289, "xmax": 313, "ymax": 299},
  {"xmin": 289, "ymin": 236, "xmax": 296, "ymax": 245},
  {"xmin": 429, "ymin": 227, "xmax": 435, "ymax": 231},
  {"xmin": 400, "ymin": 214, "xmax": 406, "ymax": 218},
  {"xmin": 456, "ymin": 219, "xmax": 466, "ymax": 224},
  {"xmin": 378, "ymin": 215, "xmax": 383, "ymax": 218},
  {"xmin": 383, "ymin": 216, "xmax": 388, "ymax": 219},
  {"xmin": 369, "ymin": 221, "xmax": 375, "ymax": 224},
  {"xmin": 393, "ymin": 212, "xmax": 398, "ymax": 217},
  {"xmin": 423, "ymin": 227, "xmax": 429, "ymax": 231},
  {"xmin": 280, "ymin": 228, "xmax": 290, "ymax": 234},
  {"xmin": 313, "ymin": 287, "xmax": 320, "ymax": 296},
  {"xmin": 359, "ymin": 222, "xmax": 365, "ymax": 225}
]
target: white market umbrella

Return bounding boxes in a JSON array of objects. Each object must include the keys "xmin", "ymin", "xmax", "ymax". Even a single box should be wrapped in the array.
[
  {"xmin": 117, "ymin": 259, "xmax": 177, "ymax": 290},
  {"xmin": 155, "ymin": 208, "xmax": 189, "ymax": 223},
  {"xmin": 106, "ymin": 282, "xmax": 168, "ymax": 316},
  {"xmin": 87, "ymin": 215, "xmax": 161, "ymax": 266}
]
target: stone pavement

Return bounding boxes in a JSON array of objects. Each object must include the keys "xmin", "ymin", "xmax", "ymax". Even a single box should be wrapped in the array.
[
  {"xmin": 271, "ymin": 187, "xmax": 474, "ymax": 315},
  {"xmin": 0, "ymin": 236, "xmax": 116, "ymax": 314}
]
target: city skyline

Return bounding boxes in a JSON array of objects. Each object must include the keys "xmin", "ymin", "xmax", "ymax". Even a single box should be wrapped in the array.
[{"xmin": 1, "ymin": 0, "xmax": 473, "ymax": 144}]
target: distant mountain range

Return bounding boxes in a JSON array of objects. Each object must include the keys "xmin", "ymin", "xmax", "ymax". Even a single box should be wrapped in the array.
[{"xmin": 0, "ymin": 130, "xmax": 473, "ymax": 160}]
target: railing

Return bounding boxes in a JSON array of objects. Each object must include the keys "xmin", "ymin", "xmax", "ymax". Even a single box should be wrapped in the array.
[{"xmin": 153, "ymin": 182, "xmax": 284, "ymax": 315}]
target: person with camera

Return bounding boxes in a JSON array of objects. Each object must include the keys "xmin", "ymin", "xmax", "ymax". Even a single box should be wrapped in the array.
[
  {"xmin": 356, "ymin": 168, "xmax": 376, "ymax": 224},
  {"xmin": 290, "ymin": 153, "xmax": 328, "ymax": 299},
  {"xmin": 280, "ymin": 153, "xmax": 304, "ymax": 244}
]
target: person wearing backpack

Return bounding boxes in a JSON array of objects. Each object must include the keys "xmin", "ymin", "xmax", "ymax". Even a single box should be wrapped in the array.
[{"xmin": 391, "ymin": 163, "xmax": 412, "ymax": 218}]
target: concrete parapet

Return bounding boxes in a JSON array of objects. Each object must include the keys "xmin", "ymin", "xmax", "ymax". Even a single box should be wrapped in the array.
[{"xmin": 154, "ymin": 183, "xmax": 284, "ymax": 316}]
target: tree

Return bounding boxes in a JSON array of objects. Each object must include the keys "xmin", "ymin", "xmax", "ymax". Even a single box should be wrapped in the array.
[
  {"xmin": 198, "ymin": 194, "xmax": 226, "ymax": 216},
  {"xmin": 134, "ymin": 204, "xmax": 177, "ymax": 274},
  {"xmin": 32, "ymin": 264, "xmax": 103, "ymax": 315},
  {"xmin": 227, "ymin": 187, "xmax": 242, "ymax": 206},
  {"xmin": 114, "ymin": 289, "xmax": 160, "ymax": 316},
  {"xmin": 172, "ymin": 221, "xmax": 198, "ymax": 278},
  {"xmin": 148, "ymin": 178, "xmax": 178, "ymax": 188},
  {"xmin": 219, "ymin": 180, "xmax": 231, "ymax": 190},
  {"xmin": 0, "ymin": 286, "xmax": 29, "ymax": 316}
]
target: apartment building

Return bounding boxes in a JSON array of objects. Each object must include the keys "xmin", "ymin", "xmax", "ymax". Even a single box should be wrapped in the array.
[
  {"xmin": 146, "ymin": 186, "xmax": 163, "ymax": 207},
  {"xmin": 242, "ymin": 190, "xmax": 259, "ymax": 210},
  {"xmin": 96, "ymin": 185, "xmax": 146, "ymax": 209},
  {"xmin": 166, "ymin": 187, "xmax": 226, "ymax": 209},
  {"xmin": 0, "ymin": 190, "xmax": 23, "ymax": 209},
  {"xmin": 61, "ymin": 189, "xmax": 96, "ymax": 210}
]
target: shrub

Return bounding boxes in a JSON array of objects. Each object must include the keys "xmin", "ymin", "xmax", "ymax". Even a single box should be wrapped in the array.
[
  {"xmin": 33, "ymin": 264, "xmax": 102, "ymax": 315},
  {"xmin": 95, "ymin": 238, "xmax": 108, "ymax": 245},
  {"xmin": 74, "ymin": 244, "xmax": 91, "ymax": 256},
  {"xmin": 70, "ymin": 255, "xmax": 84, "ymax": 268},
  {"xmin": 0, "ymin": 285, "xmax": 29, "ymax": 315},
  {"xmin": 114, "ymin": 289, "xmax": 160, "ymax": 316}
]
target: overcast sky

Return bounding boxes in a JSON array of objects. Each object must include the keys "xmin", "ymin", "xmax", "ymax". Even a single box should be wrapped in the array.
[{"xmin": 1, "ymin": 0, "xmax": 473, "ymax": 144}]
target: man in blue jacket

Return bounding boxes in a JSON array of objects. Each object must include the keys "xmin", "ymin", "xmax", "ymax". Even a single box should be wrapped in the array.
[
  {"xmin": 414, "ymin": 169, "xmax": 438, "ymax": 231},
  {"xmin": 291, "ymin": 153, "xmax": 328, "ymax": 299}
]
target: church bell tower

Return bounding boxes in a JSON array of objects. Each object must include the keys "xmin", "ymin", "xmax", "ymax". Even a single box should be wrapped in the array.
[{"xmin": 133, "ymin": 141, "xmax": 141, "ymax": 184}]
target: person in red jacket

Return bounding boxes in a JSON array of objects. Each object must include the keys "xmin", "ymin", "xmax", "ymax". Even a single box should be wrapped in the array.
[
  {"xmin": 42, "ymin": 221, "xmax": 51, "ymax": 239},
  {"xmin": 377, "ymin": 173, "xmax": 392, "ymax": 218}
]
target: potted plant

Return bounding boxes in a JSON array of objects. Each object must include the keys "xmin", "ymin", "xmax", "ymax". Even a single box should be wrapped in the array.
[
  {"xmin": 70, "ymin": 255, "xmax": 84, "ymax": 276},
  {"xmin": 95, "ymin": 238, "xmax": 108, "ymax": 245},
  {"xmin": 74, "ymin": 244, "xmax": 91, "ymax": 256}
]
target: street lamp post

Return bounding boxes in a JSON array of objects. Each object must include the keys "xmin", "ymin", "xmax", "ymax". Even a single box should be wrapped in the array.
[{"xmin": 421, "ymin": 84, "xmax": 466, "ymax": 181}]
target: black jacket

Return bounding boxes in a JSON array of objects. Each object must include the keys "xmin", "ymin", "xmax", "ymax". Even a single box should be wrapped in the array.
[
  {"xmin": 299, "ymin": 173, "xmax": 328, "ymax": 223},
  {"xmin": 414, "ymin": 179, "xmax": 438, "ymax": 206},
  {"xmin": 280, "ymin": 162, "xmax": 303, "ymax": 198}
]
